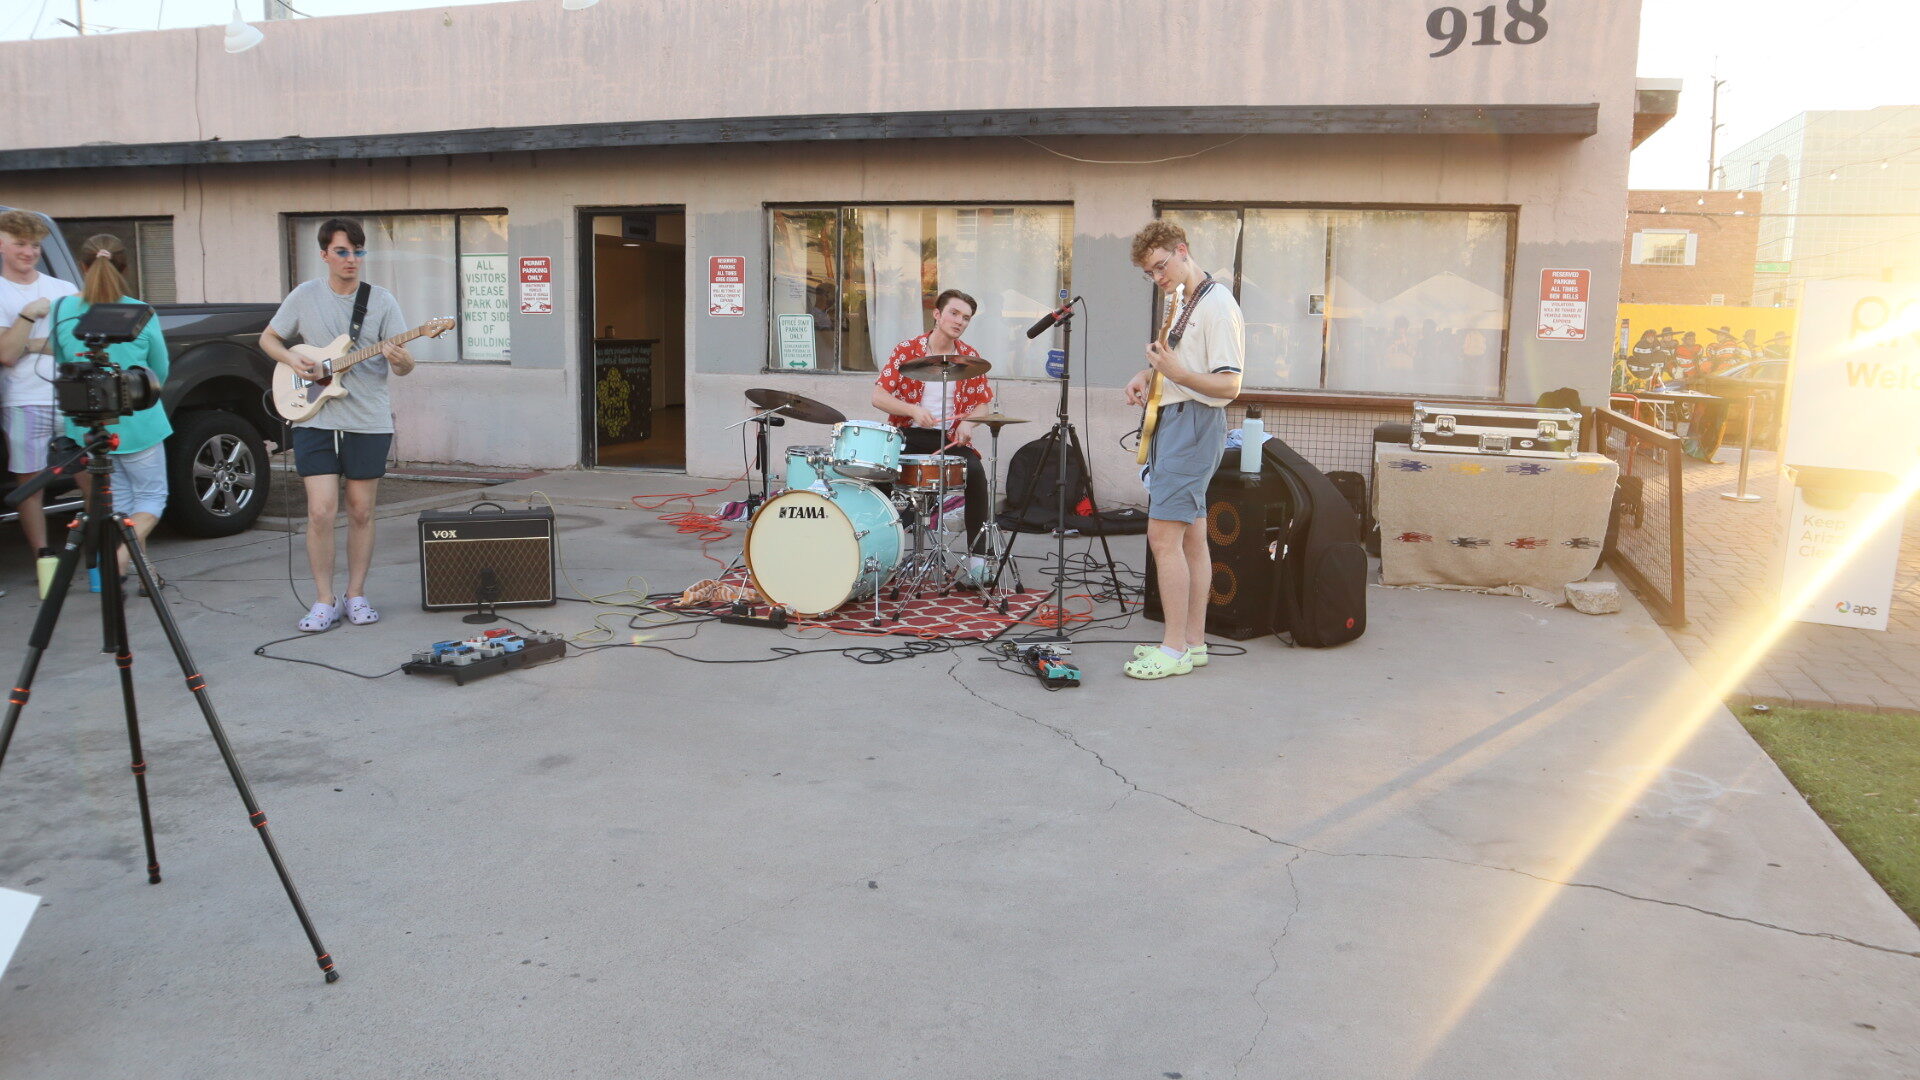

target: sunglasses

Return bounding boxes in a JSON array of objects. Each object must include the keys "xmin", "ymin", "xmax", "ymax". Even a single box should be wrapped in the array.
[{"xmin": 329, "ymin": 247, "xmax": 369, "ymax": 259}]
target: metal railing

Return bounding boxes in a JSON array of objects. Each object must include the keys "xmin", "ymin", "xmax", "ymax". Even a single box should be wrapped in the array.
[{"xmin": 1594, "ymin": 407, "xmax": 1686, "ymax": 627}]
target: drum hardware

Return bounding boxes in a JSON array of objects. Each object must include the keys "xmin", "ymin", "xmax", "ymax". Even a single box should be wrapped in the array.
[
  {"xmin": 971, "ymin": 413, "xmax": 1030, "ymax": 608},
  {"xmin": 885, "ymin": 353, "xmax": 993, "ymax": 612}
]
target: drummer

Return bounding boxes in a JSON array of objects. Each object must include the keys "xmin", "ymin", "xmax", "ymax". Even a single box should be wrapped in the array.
[{"xmin": 871, "ymin": 288, "xmax": 994, "ymax": 558}]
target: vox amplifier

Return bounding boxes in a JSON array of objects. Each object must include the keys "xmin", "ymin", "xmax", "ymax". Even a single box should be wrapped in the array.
[{"xmin": 418, "ymin": 503, "xmax": 557, "ymax": 611}]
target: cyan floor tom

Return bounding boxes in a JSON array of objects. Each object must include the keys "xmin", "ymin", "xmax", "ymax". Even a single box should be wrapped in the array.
[{"xmin": 784, "ymin": 445, "xmax": 831, "ymax": 491}]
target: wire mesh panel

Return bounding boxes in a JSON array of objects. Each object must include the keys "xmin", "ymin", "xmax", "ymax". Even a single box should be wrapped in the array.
[
  {"xmin": 1227, "ymin": 402, "xmax": 1405, "ymax": 476},
  {"xmin": 1594, "ymin": 408, "xmax": 1687, "ymax": 626}
]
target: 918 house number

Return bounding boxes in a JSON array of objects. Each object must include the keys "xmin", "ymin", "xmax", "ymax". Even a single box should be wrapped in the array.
[{"xmin": 1428, "ymin": 0, "xmax": 1548, "ymax": 57}]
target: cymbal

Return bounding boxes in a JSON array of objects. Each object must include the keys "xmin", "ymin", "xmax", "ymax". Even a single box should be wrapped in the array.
[
  {"xmin": 899, "ymin": 353, "xmax": 991, "ymax": 382},
  {"xmin": 744, "ymin": 388, "xmax": 846, "ymax": 426},
  {"xmin": 970, "ymin": 412, "xmax": 1030, "ymax": 429}
]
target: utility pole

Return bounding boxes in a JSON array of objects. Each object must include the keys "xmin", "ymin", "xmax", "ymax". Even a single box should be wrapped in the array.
[
  {"xmin": 1707, "ymin": 71, "xmax": 1728, "ymax": 190},
  {"xmin": 73, "ymin": 0, "xmax": 86, "ymax": 33}
]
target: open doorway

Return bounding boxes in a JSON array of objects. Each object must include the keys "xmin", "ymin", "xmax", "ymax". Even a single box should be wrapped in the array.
[{"xmin": 580, "ymin": 209, "xmax": 686, "ymax": 468}]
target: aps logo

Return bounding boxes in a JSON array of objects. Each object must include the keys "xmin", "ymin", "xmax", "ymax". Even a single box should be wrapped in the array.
[{"xmin": 1835, "ymin": 600, "xmax": 1881, "ymax": 616}]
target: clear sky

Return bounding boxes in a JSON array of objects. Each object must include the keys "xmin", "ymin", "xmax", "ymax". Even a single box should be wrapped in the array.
[{"xmin": 6, "ymin": 0, "xmax": 1918, "ymax": 193}]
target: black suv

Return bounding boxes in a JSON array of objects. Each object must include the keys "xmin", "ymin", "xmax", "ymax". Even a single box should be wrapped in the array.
[{"xmin": 1, "ymin": 209, "xmax": 283, "ymax": 537}]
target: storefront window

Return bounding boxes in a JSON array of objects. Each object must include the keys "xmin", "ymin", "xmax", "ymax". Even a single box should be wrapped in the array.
[
  {"xmin": 1163, "ymin": 206, "xmax": 1513, "ymax": 398},
  {"xmin": 59, "ymin": 218, "xmax": 174, "ymax": 302},
  {"xmin": 769, "ymin": 205, "xmax": 1072, "ymax": 377},
  {"xmin": 285, "ymin": 211, "xmax": 510, "ymax": 363}
]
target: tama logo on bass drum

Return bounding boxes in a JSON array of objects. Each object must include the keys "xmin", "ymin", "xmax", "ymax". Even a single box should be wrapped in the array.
[{"xmin": 778, "ymin": 505, "xmax": 829, "ymax": 519}]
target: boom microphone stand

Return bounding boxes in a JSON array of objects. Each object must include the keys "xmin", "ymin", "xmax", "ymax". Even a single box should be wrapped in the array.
[
  {"xmin": 0, "ymin": 365, "xmax": 339, "ymax": 983},
  {"xmin": 990, "ymin": 299, "xmax": 1124, "ymax": 636}
]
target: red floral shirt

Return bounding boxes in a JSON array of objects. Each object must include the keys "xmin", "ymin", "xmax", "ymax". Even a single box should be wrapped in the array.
[{"xmin": 874, "ymin": 333, "xmax": 993, "ymax": 432}]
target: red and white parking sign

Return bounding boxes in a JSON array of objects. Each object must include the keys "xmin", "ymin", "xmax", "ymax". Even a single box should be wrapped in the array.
[
  {"xmin": 519, "ymin": 256, "xmax": 552, "ymax": 315},
  {"xmin": 709, "ymin": 256, "xmax": 745, "ymax": 317},
  {"xmin": 1536, "ymin": 268, "xmax": 1589, "ymax": 340}
]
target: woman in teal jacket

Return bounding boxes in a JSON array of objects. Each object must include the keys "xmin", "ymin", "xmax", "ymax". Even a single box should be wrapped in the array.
[{"xmin": 49, "ymin": 234, "xmax": 171, "ymax": 593}]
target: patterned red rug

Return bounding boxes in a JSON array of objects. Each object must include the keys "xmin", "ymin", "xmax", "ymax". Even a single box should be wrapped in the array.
[{"xmin": 667, "ymin": 568, "xmax": 1049, "ymax": 640}]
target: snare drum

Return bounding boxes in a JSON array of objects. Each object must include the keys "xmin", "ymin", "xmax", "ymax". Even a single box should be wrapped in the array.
[
  {"xmin": 829, "ymin": 420, "xmax": 903, "ymax": 482},
  {"xmin": 784, "ymin": 445, "xmax": 831, "ymax": 491},
  {"xmin": 745, "ymin": 481, "xmax": 904, "ymax": 616},
  {"xmin": 898, "ymin": 453, "xmax": 967, "ymax": 492}
]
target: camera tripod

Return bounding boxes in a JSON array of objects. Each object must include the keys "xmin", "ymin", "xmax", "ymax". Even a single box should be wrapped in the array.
[{"xmin": 0, "ymin": 420, "xmax": 339, "ymax": 983}]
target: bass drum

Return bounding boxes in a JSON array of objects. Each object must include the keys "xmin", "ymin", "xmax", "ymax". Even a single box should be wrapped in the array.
[{"xmin": 745, "ymin": 481, "xmax": 904, "ymax": 616}]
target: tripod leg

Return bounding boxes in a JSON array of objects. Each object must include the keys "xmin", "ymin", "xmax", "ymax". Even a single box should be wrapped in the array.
[
  {"xmin": 99, "ymin": 519, "xmax": 163, "ymax": 885},
  {"xmin": 117, "ymin": 517, "xmax": 341, "ymax": 984},
  {"xmin": 0, "ymin": 517, "xmax": 90, "ymax": 772}
]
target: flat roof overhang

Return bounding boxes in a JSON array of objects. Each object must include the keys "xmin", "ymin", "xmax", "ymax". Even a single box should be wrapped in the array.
[{"xmin": 3, "ymin": 103, "xmax": 1598, "ymax": 172}]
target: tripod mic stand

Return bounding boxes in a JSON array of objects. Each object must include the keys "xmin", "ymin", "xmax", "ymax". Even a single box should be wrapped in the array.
[
  {"xmin": 0, "ymin": 419, "xmax": 340, "ymax": 983},
  {"xmin": 988, "ymin": 302, "xmax": 1125, "ymax": 635}
]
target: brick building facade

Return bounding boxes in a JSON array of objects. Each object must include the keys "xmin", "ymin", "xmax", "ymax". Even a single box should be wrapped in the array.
[{"xmin": 1620, "ymin": 190, "xmax": 1760, "ymax": 306}]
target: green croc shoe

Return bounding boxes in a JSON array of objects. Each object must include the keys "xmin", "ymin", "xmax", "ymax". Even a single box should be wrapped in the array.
[
  {"xmin": 1124, "ymin": 648, "xmax": 1193, "ymax": 680},
  {"xmin": 1133, "ymin": 643, "xmax": 1208, "ymax": 668}
]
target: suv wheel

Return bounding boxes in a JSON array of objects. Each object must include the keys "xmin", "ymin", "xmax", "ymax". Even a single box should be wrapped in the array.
[{"xmin": 165, "ymin": 409, "xmax": 270, "ymax": 537}]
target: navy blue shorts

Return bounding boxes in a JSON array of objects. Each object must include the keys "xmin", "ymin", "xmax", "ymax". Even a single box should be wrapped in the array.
[{"xmin": 292, "ymin": 428, "xmax": 392, "ymax": 480}]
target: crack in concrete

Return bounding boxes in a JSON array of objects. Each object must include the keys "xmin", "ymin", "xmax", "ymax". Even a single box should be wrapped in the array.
[
  {"xmin": 946, "ymin": 661, "xmax": 1920, "ymax": 964},
  {"xmin": 154, "ymin": 585, "xmax": 242, "ymax": 619},
  {"xmin": 1234, "ymin": 851, "xmax": 1303, "ymax": 1079}
]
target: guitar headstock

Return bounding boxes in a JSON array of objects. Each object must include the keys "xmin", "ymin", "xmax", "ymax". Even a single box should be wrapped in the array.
[
  {"xmin": 1158, "ymin": 283, "xmax": 1185, "ymax": 346},
  {"xmin": 423, "ymin": 317, "xmax": 457, "ymax": 338}
]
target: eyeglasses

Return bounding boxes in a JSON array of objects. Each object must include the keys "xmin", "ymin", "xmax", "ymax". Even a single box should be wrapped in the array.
[
  {"xmin": 329, "ymin": 247, "xmax": 369, "ymax": 259},
  {"xmin": 1140, "ymin": 252, "xmax": 1176, "ymax": 281}
]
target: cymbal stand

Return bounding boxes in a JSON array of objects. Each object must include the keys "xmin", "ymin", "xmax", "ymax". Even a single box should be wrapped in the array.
[
  {"xmin": 973, "ymin": 419, "xmax": 1023, "ymax": 609},
  {"xmin": 886, "ymin": 373, "xmax": 965, "ymax": 617}
]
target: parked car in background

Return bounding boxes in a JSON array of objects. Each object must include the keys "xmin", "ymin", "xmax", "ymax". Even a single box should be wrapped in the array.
[{"xmin": 0, "ymin": 208, "xmax": 283, "ymax": 538}]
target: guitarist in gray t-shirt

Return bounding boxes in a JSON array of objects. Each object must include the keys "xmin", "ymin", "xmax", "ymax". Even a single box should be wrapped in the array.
[{"xmin": 260, "ymin": 218, "xmax": 415, "ymax": 632}]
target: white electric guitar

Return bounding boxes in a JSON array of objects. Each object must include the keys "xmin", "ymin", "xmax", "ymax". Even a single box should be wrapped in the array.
[{"xmin": 271, "ymin": 317, "xmax": 455, "ymax": 423}]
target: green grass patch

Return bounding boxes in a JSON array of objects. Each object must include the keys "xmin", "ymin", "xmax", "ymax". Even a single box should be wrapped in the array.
[{"xmin": 1737, "ymin": 705, "xmax": 1920, "ymax": 925}]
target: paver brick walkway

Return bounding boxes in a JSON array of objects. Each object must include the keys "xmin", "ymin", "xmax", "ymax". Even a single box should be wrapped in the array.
[{"xmin": 1665, "ymin": 448, "xmax": 1920, "ymax": 714}]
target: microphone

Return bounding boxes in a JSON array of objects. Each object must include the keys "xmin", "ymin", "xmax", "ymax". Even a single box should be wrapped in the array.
[{"xmin": 1025, "ymin": 297, "xmax": 1082, "ymax": 340}]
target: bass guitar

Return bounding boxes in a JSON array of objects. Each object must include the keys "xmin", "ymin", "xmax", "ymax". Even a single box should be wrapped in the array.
[
  {"xmin": 1135, "ymin": 282, "xmax": 1184, "ymax": 465},
  {"xmin": 271, "ymin": 317, "xmax": 455, "ymax": 423}
]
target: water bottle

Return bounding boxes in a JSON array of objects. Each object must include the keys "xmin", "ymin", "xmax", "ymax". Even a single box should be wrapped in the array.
[{"xmin": 1239, "ymin": 406, "xmax": 1264, "ymax": 474}]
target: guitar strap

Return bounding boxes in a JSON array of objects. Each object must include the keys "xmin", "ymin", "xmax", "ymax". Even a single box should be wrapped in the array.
[
  {"xmin": 1166, "ymin": 274, "xmax": 1215, "ymax": 349},
  {"xmin": 347, "ymin": 281, "xmax": 372, "ymax": 350}
]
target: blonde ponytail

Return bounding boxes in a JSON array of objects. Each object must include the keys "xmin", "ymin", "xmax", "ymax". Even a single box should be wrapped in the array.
[{"xmin": 79, "ymin": 234, "xmax": 130, "ymax": 305}]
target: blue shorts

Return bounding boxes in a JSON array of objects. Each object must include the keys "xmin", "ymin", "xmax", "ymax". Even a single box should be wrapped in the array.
[
  {"xmin": 293, "ymin": 428, "xmax": 392, "ymax": 480},
  {"xmin": 108, "ymin": 443, "xmax": 169, "ymax": 518},
  {"xmin": 1146, "ymin": 401, "xmax": 1227, "ymax": 523}
]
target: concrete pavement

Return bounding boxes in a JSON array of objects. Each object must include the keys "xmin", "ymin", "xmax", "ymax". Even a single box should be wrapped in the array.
[{"xmin": 0, "ymin": 470, "xmax": 1914, "ymax": 1079}]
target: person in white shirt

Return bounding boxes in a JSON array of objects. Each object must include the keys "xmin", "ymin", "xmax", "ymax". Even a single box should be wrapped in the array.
[{"xmin": 0, "ymin": 209, "xmax": 81, "ymax": 563}]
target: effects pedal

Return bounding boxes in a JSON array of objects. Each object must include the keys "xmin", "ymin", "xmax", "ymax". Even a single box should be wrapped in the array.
[
  {"xmin": 1010, "ymin": 643, "xmax": 1080, "ymax": 689},
  {"xmin": 403, "ymin": 628, "xmax": 566, "ymax": 685}
]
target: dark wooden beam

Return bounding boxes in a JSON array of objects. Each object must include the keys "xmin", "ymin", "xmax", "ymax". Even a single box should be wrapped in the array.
[{"xmin": 1, "ymin": 104, "xmax": 1597, "ymax": 172}]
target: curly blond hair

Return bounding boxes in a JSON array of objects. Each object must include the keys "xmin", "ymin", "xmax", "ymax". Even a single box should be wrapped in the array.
[
  {"xmin": 1129, "ymin": 220, "xmax": 1187, "ymax": 266},
  {"xmin": 0, "ymin": 209, "xmax": 50, "ymax": 243}
]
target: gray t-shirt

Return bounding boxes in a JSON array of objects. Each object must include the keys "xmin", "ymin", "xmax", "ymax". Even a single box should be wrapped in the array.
[{"xmin": 268, "ymin": 279, "xmax": 406, "ymax": 433}]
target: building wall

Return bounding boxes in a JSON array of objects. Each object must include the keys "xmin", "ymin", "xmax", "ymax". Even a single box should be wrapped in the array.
[
  {"xmin": 1620, "ymin": 190, "xmax": 1760, "ymax": 305},
  {"xmin": 1722, "ymin": 107, "xmax": 1920, "ymax": 304},
  {"xmin": 0, "ymin": 0, "xmax": 1644, "ymax": 494}
]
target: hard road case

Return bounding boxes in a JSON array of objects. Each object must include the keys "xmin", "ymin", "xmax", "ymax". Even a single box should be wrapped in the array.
[{"xmin": 1409, "ymin": 401, "xmax": 1579, "ymax": 459}]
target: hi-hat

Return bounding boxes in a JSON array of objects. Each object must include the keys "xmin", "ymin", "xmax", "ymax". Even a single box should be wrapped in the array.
[
  {"xmin": 744, "ymin": 388, "xmax": 846, "ymax": 425},
  {"xmin": 899, "ymin": 354, "xmax": 991, "ymax": 382},
  {"xmin": 970, "ymin": 412, "xmax": 1030, "ymax": 430}
]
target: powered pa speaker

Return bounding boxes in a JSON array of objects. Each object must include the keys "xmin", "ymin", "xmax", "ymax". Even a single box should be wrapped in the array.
[
  {"xmin": 1144, "ymin": 466, "xmax": 1287, "ymax": 641},
  {"xmin": 418, "ymin": 502, "xmax": 557, "ymax": 611}
]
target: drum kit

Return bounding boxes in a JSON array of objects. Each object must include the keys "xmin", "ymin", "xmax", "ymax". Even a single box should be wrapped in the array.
[{"xmin": 737, "ymin": 355, "xmax": 1031, "ymax": 622}]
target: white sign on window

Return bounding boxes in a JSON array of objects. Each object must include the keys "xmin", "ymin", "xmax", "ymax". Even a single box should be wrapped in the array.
[
  {"xmin": 776, "ymin": 314, "xmax": 816, "ymax": 370},
  {"xmin": 459, "ymin": 253, "xmax": 511, "ymax": 361}
]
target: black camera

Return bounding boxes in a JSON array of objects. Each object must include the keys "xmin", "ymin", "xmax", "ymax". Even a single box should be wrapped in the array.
[{"xmin": 53, "ymin": 302, "xmax": 162, "ymax": 420}]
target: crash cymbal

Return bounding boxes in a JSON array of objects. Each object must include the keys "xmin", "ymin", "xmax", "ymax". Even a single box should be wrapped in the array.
[
  {"xmin": 744, "ymin": 388, "xmax": 846, "ymax": 426},
  {"xmin": 898, "ymin": 353, "xmax": 992, "ymax": 382},
  {"xmin": 970, "ymin": 412, "xmax": 1030, "ymax": 429}
]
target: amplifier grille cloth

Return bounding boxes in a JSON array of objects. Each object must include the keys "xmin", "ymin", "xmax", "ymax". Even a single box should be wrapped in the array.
[{"xmin": 422, "ymin": 536, "xmax": 553, "ymax": 608}]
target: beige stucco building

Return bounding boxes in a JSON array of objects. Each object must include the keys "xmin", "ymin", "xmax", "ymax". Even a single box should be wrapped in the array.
[{"xmin": 1, "ymin": 0, "xmax": 1657, "ymax": 498}]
